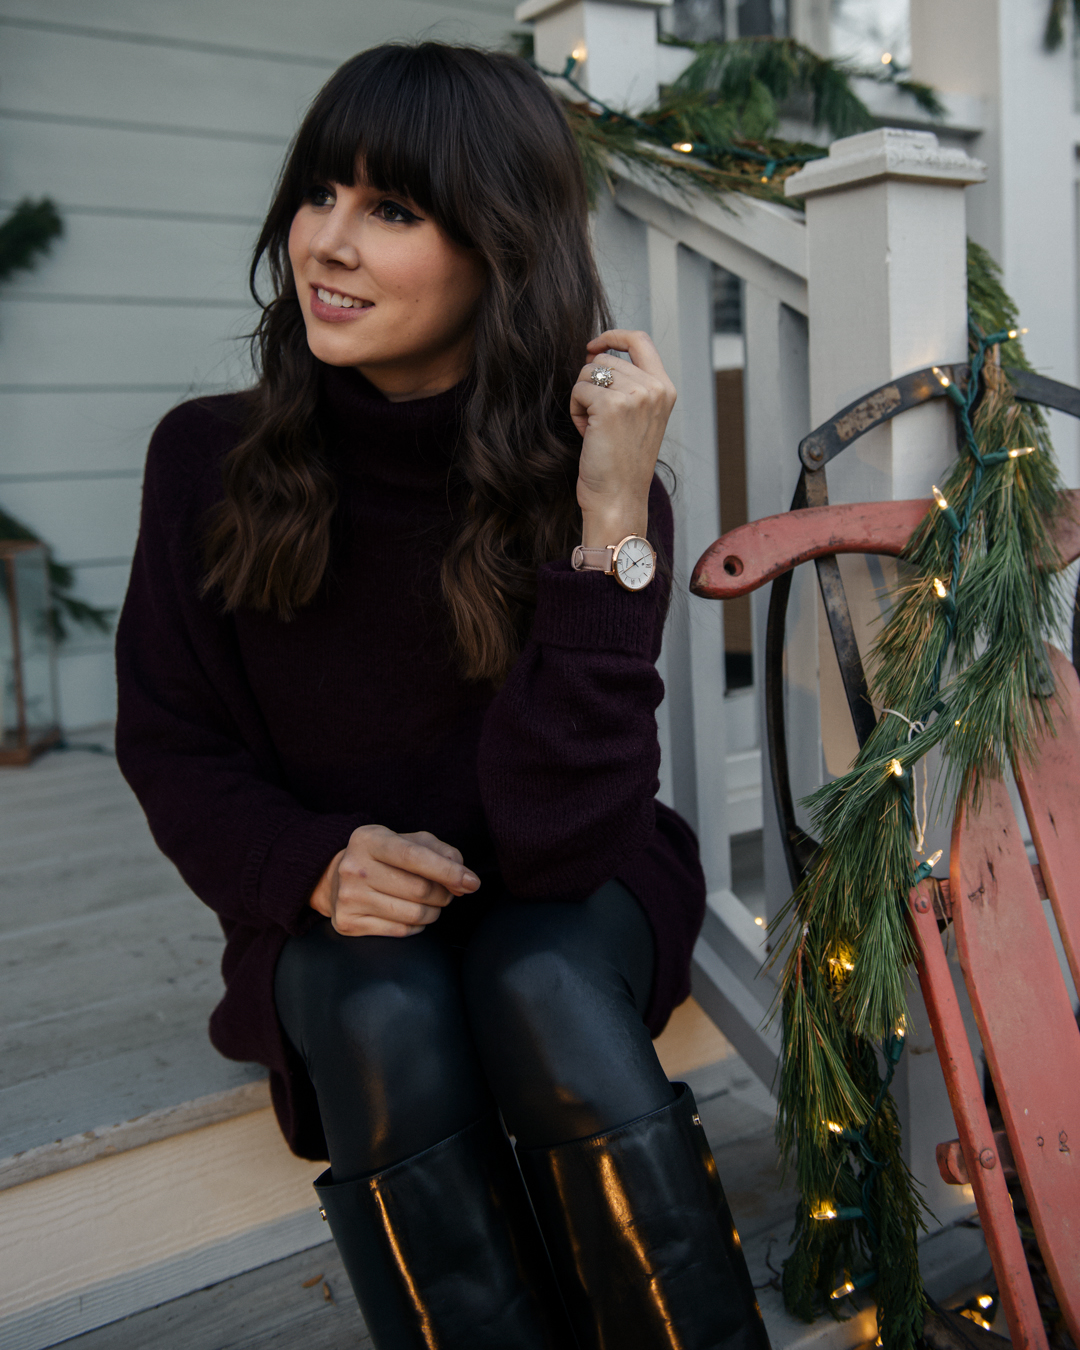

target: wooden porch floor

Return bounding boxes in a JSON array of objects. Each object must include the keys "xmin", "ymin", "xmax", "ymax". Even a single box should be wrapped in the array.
[
  {"xmin": 55, "ymin": 1047, "xmax": 794, "ymax": 1350},
  {"xmin": 0, "ymin": 741, "xmax": 992, "ymax": 1349}
]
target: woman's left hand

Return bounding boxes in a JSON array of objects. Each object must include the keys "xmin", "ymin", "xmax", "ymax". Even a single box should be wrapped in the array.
[{"xmin": 571, "ymin": 329, "xmax": 676, "ymax": 548}]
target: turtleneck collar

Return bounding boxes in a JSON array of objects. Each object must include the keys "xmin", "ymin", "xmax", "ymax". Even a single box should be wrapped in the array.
[{"xmin": 318, "ymin": 362, "xmax": 468, "ymax": 492}]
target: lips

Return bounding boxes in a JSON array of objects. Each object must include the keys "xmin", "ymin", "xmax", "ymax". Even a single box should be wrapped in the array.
[{"xmin": 309, "ymin": 285, "xmax": 373, "ymax": 321}]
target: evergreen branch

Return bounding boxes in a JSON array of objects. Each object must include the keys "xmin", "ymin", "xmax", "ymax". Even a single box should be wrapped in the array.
[
  {"xmin": 0, "ymin": 198, "xmax": 63, "ymax": 284},
  {"xmin": 1042, "ymin": 0, "xmax": 1079, "ymax": 51},
  {"xmin": 672, "ymin": 37, "xmax": 878, "ymax": 139},
  {"xmin": 0, "ymin": 506, "xmax": 114, "ymax": 643},
  {"xmin": 884, "ymin": 75, "xmax": 946, "ymax": 120}
]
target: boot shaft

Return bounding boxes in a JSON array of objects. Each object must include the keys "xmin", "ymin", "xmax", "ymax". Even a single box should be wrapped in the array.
[{"xmin": 517, "ymin": 1082, "xmax": 773, "ymax": 1350}]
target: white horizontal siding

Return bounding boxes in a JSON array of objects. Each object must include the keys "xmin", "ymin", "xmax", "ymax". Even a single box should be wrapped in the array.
[
  {"xmin": 0, "ymin": 299, "xmax": 258, "ymax": 388},
  {"xmin": 0, "ymin": 478, "xmax": 143, "ymax": 564},
  {"xmin": 0, "ymin": 3, "xmax": 518, "ymax": 54},
  {"xmin": 1, "ymin": 215, "xmax": 256, "ymax": 302},
  {"xmin": 0, "ymin": 391, "xmax": 176, "ymax": 476},
  {"xmin": 0, "ymin": 27, "xmax": 330, "ymax": 138},
  {"xmin": 0, "ymin": 2, "xmax": 519, "ymax": 726},
  {"xmin": 0, "ymin": 118, "xmax": 286, "ymax": 215}
]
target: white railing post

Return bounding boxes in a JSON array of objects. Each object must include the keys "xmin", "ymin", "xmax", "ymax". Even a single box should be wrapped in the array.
[
  {"xmin": 784, "ymin": 129, "xmax": 989, "ymax": 1241},
  {"xmin": 741, "ymin": 286, "xmax": 813, "ymax": 933},
  {"xmin": 515, "ymin": 0, "xmax": 673, "ymax": 112}
]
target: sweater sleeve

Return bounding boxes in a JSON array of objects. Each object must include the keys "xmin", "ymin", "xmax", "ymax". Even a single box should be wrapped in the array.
[
  {"xmin": 115, "ymin": 405, "xmax": 365, "ymax": 935},
  {"xmin": 476, "ymin": 476, "xmax": 674, "ymax": 900}
]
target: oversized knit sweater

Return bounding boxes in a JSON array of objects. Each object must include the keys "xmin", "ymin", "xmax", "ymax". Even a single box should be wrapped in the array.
[{"xmin": 115, "ymin": 364, "xmax": 707, "ymax": 1160}]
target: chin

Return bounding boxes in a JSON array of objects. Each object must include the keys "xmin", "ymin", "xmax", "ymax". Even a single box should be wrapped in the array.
[{"xmin": 304, "ymin": 332, "xmax": 372, "ymax": 368}]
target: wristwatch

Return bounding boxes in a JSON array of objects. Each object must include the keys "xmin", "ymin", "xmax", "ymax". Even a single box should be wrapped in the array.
[{"xmin": 571, "ymin": 534, "xmax": 656, "ymax": 591}]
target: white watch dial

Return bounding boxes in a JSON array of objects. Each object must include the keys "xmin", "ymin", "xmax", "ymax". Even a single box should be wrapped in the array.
[{"xmin": 614, "ymin": 536, "xmax": 655, "ymax": 590}]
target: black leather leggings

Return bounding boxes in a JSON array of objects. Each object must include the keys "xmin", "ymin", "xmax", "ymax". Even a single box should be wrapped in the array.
[{"xmin": 274, "ymin": 881, "xmax": 675, "ymax": 1182}]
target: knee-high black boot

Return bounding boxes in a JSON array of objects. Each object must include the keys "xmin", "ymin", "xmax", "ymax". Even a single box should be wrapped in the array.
[
  {"xmin": 315, "ymin": 1113, "xmax": 574, "ymax": 1350},
  {"xmin": 515, "ymin": 1082, "xmax": 773, "ymax": 1350}
]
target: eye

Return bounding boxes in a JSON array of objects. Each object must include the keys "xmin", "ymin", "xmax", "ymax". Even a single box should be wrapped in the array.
[
  {"xmin": 306, "ymin": 184, "xmax": 335, "ymax": 209},
  {"xmin": 375, "ymin": 198, "xmax": 421, "ymax": 224}
]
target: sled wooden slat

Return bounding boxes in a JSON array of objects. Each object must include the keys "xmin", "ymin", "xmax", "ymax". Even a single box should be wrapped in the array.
[
  {"xmin": 952, "ymin": 775, "xmax": 1080, "ymax": 1347},
  {"xmin": 1013, "ymin": 645, "xmax": 1080, "ymax": 998},
  {"xmin": 908, "ymin": 884, "xmax": 1048, "ymax": 1350}
]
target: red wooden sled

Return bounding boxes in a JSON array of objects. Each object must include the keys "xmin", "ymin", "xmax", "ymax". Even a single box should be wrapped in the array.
[{"xmin": 690, "ymin": 363, "xmax": 1080, "ymax": 1350}]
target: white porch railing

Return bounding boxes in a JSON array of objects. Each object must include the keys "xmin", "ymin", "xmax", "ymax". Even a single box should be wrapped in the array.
[
  {"xmin": 592, "ymin": 171, "xmax": 809, "ymax": 1086},
  {"xmin": 526, "ymin": 0, "xmax": 989, "ymax": 1244}
]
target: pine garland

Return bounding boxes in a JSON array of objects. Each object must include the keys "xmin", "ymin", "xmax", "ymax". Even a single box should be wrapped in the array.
[
  {"xmin": 535, "ymin": 36, "xmax": 943, "ymax": 209},
  {"xmin": 773, "ymin": 249, "xmax": 1066, "ymax": 1347}
]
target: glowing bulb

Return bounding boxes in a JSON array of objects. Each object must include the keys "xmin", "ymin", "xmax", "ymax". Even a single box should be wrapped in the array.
[
  {"xmin": 1006, "ymin": 327, "xmax": 1028, "ymax": 339},
  {"xmin": 760, "ymin": 174, "xmax": 769, "ymax": 182},
  {"xmin": 954, "ymin": 718, "xmax": 962, "ymax": 726},
  {"xmin": 927, "ymin": 849, "xmax": 943, "ymax": 867},
  {"xmin": 827, "ymin": 1121, "xmax": 844, "ymax": 1133},
  {"xmin": 571, "ymin": 43, "xmax": 587, "ymax": 62},
  {"xmin": 832, "ymin": 1279, "xmax": 856, "ymax": 1299},
  {"xmin": 672, "ymin": 141, "xmax": 694, "ymax": 153},
  {"xmin": 889, "ymin": 758, "xmax": 904, "ymax": 777},
  {"xmin": 895, "ymin": 1015, "xmax": 907, "ymax": 1037},
  {"xmin": 754, "ymin": 915, "xmax": 766, "ymax": 927},
  {"xmin": 932, "ymin": 366, "xmax": 951, "ymax": 388},
  {"xmin": 978, "ymin": 1296, "xmax": 993, "ymax": 1310},
  {"xmin": 932, "ymin": 485, "xmax": 949, "ymax": 511},
  {"xmin": 1008, "ymin": 446, "xmax": 1035, "ymax": 458},
  {"xmin": 933, "ymin": 577, "xmax": 948, "ymax": 599},
  {"xmin": 881, "ymin": 51, "xmax": 893, "ymax": 64},
  {"xmin": 812, "ymin": 1204, "xmax": 838, "ymax": 1221}
]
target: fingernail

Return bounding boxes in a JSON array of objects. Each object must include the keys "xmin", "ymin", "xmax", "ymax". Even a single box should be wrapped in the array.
[{"xmin": 463, "ymin": 871, "xmax": 480, "ymax": 887}]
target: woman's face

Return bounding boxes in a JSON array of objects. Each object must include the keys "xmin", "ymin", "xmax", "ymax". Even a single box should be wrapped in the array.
[{"xmin": 288, "ymin": 175, "xmax": 487, "ymax": 401}]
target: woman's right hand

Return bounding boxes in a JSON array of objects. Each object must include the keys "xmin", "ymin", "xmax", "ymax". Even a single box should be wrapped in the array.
[{"xmin": 309, "ymin": 825, "xmax": 481, "ymax": 937}]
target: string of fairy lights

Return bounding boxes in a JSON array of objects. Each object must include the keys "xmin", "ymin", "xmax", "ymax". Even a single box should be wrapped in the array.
[
  {"xmin": 803, "ymin": 320, "xmax": 1037, "ymax": 1308},
  {"xmin": 535, "ymin": 53, "xmax": 829, "ymax": 182}
]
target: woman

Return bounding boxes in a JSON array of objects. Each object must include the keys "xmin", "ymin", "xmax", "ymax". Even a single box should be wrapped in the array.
[{"xmin": 116, "ymin": 41, "xmax": 771, "ymax": 1350}]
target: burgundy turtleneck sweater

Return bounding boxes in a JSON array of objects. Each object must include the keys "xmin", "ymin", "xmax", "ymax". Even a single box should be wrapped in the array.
[{"xmin": 115, "ymin": 365, "xmax": 706, "ymax": 1159}]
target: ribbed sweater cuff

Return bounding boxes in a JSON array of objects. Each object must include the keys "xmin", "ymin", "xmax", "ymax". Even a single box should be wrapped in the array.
[
  {"xmin": 530, "ymin": 561, "xmax": 658, "ymax": 655},
  {"xmin": 243, "ymin": 810, "xmax": 361, "ymax": 933}
]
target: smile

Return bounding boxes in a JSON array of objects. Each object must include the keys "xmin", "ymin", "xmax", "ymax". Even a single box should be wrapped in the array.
[{"xmin": 314, "ymin": 286, "xmax": 372, "ymax": 310}]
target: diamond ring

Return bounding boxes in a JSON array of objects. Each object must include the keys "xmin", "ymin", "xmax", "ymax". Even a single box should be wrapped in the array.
[{"xmin": 590, "ymin": 365, "xmax": 615, "ymax": 388}]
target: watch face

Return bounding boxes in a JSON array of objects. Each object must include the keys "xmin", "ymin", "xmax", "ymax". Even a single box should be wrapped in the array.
[{"xmin": 614, "ymin": 536, "xmax": 655, "ymax": 590}]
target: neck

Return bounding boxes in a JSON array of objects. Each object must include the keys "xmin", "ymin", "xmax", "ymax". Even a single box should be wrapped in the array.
[{"xmin": 356, "ymin": 347, "xmax": 474, "ymax": 404}]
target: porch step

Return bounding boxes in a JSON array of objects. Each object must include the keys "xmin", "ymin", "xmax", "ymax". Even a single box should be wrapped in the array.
[
  {"xmin": 691, "ymin": 886, "xmax": 781, "ymax": 1091},
  {"xmin": 0, "ymin": 746, "xmax": 328, "ymax": 1350},
  {"xmin": 46, "ymin": 1054, "xmax": 992, "ymax": 1350}
]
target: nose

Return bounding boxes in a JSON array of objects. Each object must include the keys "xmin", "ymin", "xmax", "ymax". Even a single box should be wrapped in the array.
[{"xmin": 309, "ymin": 204, "xmax": 359, "ymax": 270}]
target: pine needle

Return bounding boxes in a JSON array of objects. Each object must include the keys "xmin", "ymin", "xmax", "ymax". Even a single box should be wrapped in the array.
[{"xmin": 773, "ymin": 245, "xmax": 1066, "ymax": 1348}]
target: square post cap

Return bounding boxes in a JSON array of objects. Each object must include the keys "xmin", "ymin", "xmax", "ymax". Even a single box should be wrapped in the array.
[{"xmin": 785, "ymin": 128, "xmax": 986, "ymax": 198}]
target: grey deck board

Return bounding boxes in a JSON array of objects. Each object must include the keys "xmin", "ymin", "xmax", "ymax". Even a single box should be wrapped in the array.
[
  {"xmin": 52, "ymin": 1241, "xmax": 371, "ymax": 1350},
  {"xmin": 0, "ymin": 748, "xmax": 263, "ymax": 1160}
]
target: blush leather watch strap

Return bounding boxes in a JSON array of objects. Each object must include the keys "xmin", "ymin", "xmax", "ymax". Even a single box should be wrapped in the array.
[{"xmin": 571, "ymin": 545, "xmax": 615, "ymax": 574}]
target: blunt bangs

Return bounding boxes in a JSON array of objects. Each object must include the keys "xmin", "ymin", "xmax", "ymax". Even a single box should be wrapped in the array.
[{"xmin": 290, "ymin": 45, "xmax": 491, "ymax": 248}]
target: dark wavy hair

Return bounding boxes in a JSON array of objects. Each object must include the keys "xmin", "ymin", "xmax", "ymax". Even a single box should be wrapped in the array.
[{"xmin": 201, "ymin": 42, "xmax": 612, "ymax": 682}]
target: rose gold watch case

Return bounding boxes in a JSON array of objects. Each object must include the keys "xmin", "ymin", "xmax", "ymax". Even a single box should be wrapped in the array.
[
  {"xmin": 610, "ymin": 534, "xmax": 656, "ymax": 591},
  {"xmin": 571, "ymin": 535, "xmax": 656, "ymax": 590}
]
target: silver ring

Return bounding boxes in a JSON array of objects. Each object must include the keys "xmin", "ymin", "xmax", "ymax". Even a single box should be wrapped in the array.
[{"xmin": 590, "ymin": 365, "xmax": 615, "ymax": 388}]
